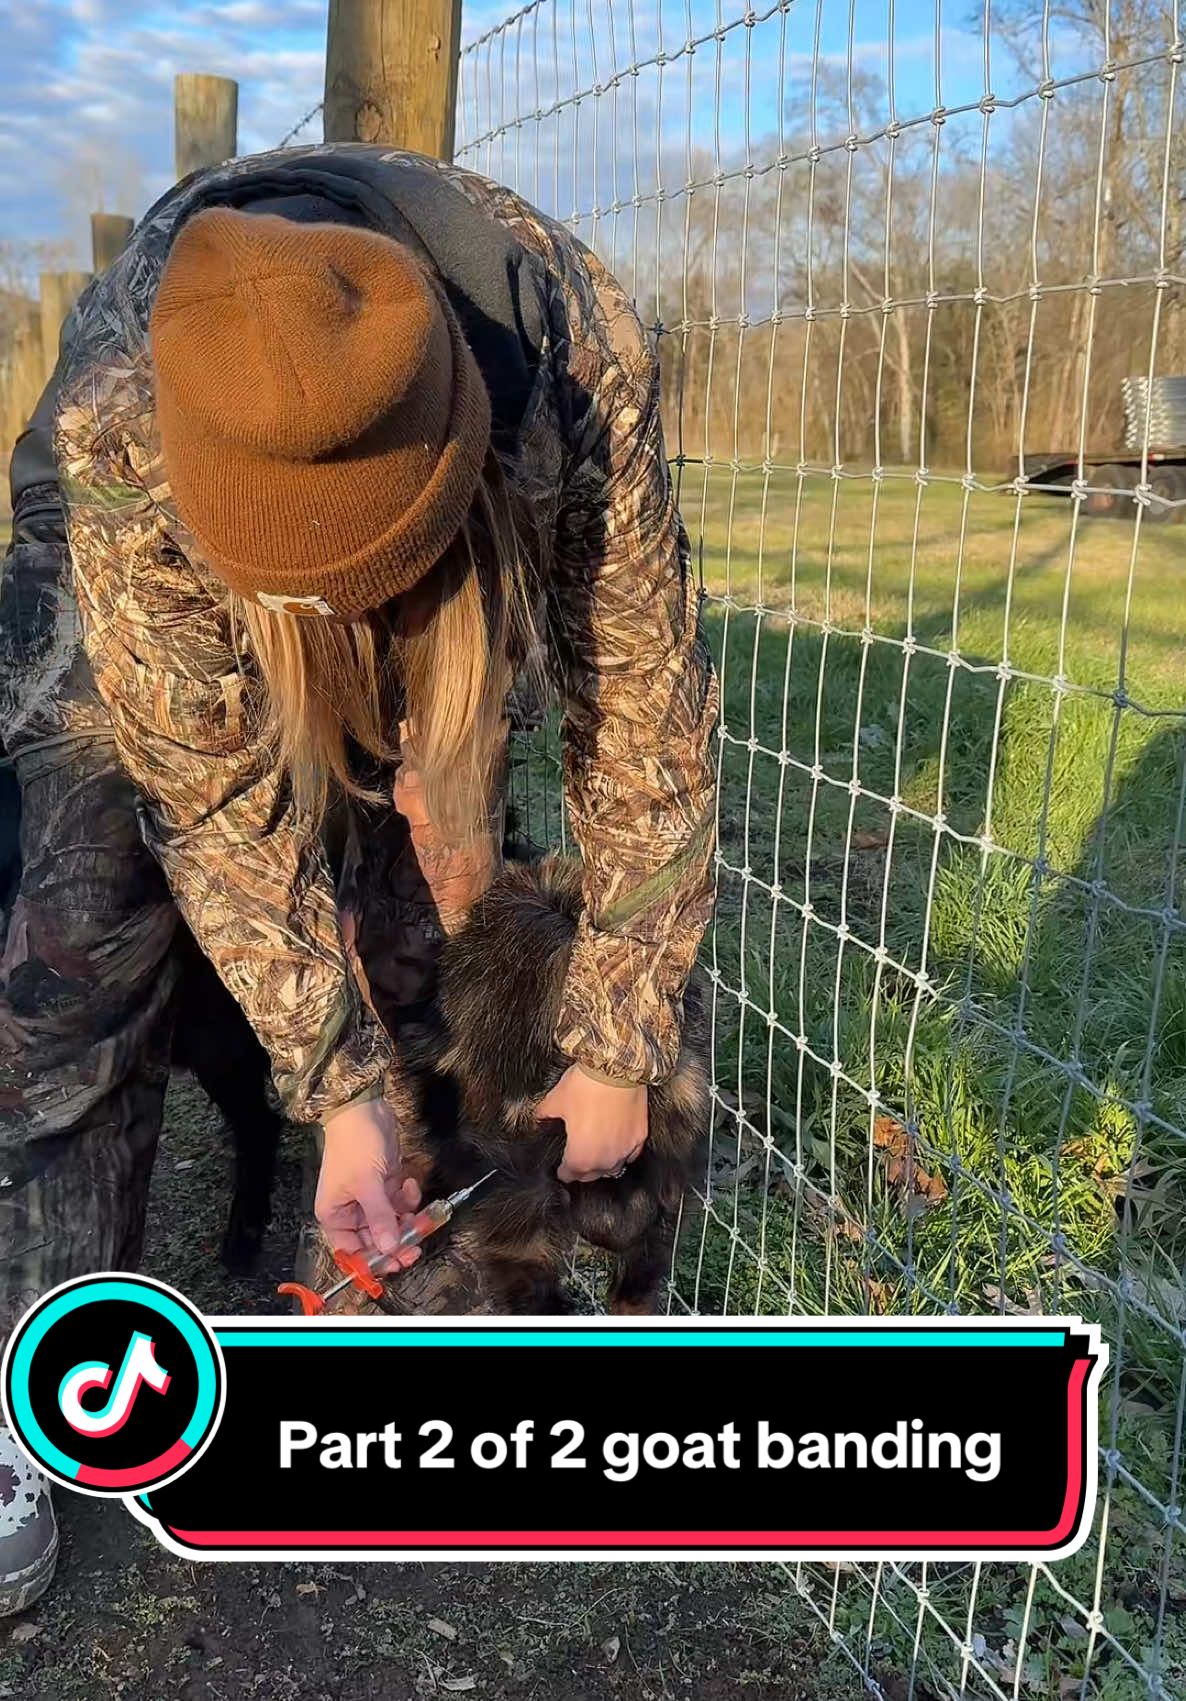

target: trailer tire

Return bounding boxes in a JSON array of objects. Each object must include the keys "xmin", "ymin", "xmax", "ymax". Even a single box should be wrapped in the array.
[
  {"xmin": 1147, "ymin": 464, "xmax": 1186, "ymax": 525},
  {"xmin": 1083, "ymin": 462, "xmax": 1137, "ymax": 518}
]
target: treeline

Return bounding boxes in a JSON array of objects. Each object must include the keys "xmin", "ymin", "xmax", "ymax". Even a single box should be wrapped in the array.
[{"xmin": 633, "ymin": 1, "xmax": 1186, "ymax": 470}]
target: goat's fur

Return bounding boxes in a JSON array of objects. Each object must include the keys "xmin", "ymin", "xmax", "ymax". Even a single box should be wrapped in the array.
[{"xmin": 396, "ymin": 855, "xmax": 709, "ymax": 1313}]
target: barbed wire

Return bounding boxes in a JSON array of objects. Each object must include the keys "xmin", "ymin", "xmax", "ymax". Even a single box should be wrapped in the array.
[{"xmin": 276, "ymin": 99, "xmax": 324, "ymax": 151}]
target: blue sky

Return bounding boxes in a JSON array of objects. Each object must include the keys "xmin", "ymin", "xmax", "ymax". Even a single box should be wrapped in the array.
[{"xmin": 0, "ymin": 0, "xmax": 1096, "ymax": 275}]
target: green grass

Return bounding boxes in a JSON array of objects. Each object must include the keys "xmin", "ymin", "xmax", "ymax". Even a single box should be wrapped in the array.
[
  {"xmin": 514, "ymin": 468, "xmax": 1186, "ymax": 1696},
  {"xmin": 678, "ymin": 470, "xmax": 1185, "ymax": 1285}
]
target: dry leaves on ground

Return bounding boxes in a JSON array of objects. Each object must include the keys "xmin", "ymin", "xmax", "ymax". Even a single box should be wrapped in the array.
[{"xmin": 873, "ymin": 1115, "xmax": 948, "ymax": 1215}]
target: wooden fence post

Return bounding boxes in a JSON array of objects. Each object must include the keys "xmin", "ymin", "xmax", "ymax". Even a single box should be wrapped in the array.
[
  {"xmin": 174, "ymin": 74, "xmax": 239, "ymax": 179},
  {"xmin": 39, "ymin": 270, "xmax": 92, "ymax": 385},
  {"xmin": 91, "ymin": 213, "xmax": 134, "ymax": 274},
  {"xmin": 2, "ymin": 298, "xmax": 43, "ymax": 451},
  {"xmin": 323, "ymin": 0, "xmax": 463, "ymax": 160}
]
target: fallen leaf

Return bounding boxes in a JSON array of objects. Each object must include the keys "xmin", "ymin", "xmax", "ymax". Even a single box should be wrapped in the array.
[
  {"xmin": 427, "ymin": 1618, "xmax": 458, "ymax": 1641},
  {"xmin": 872, "ymin": 1115, "xmax": 947, "ymax": 1209},
  {"xmin": 9, "ymin": 1622, "xmax": 39, "ymax": 1643},
  {"xmin": 838, "ymin": 1211, "xmax": 864, "ymax": 1244},
  {"xmin": 174, "ymin": 1159, "xmax": 196, "ymax": 1171},
  {"xmin": 602, "ymin": 1635, "xmax": 621, "ymax": 1664},
  {"xmin": 851, "ymin": 829, "xmax": 890, "ymax": 851},
  {"xmin": 1119, "ymin": 1395, "xmax": 1161, "ymax": 1418},
  {"xmin": 872, "ymin": 1114, "xmax": 906, "ymax": 1148},
  {"xmin": 982, "ymin": 1284, "xmax": 1046, "ymax": 1317},
  {"xmin": 1124, "ymin": 1273, "xmax": 1186, "ymax": 1322},
  {"xmin": 439, "ymin": 1678, "xmax": 476, "ymax": 1692},
  {"xmin": 711, "ymin": 1153, "xmax": 761, "ymax": 1188}
]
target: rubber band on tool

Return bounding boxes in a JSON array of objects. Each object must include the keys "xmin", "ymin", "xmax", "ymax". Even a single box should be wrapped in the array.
[
  {"xmin": 276, "ymin": 1282, "xmax": 326, "ymax": 1316},
  {"xmin": 334, "ymin": 1248, "xmax": 384, "ymax": 1298}
]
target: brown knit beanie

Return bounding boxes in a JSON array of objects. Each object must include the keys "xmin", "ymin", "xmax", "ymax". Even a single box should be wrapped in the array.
[{"xmin": 150, "ymin": 207, "xmax": 491, "ymax": 620}]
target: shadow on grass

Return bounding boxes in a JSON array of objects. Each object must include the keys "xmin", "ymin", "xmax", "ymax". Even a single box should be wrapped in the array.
[
  {"xmin": 680, "ymin": 605, "xmax": 1177, "ymax": 1333},
  {"xmin": 676, "ymin": 605, "xmax": 1186, "ymax": 1694}
]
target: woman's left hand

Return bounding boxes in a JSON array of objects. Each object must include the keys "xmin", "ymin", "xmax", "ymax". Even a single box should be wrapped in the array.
[{"xmin": 537, "ymin": 1064, "xmax": 649, "ymax": 1182}]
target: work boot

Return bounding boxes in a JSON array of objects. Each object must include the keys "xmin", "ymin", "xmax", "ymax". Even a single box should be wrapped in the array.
[{"xmin": 0, "ymin": 1422, "xmax": 58, "ymax": 1615}]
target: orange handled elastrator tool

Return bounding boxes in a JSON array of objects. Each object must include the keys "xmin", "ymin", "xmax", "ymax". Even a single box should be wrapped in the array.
[{"xmin": 277, "ymin": 1170, "xmax": 497, "ymax": 1316}]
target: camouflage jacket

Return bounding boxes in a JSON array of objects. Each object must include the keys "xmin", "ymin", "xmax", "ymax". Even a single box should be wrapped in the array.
[{"xmin": 5, "ymin": 145, "xmax": 718, "ymax": 1126}]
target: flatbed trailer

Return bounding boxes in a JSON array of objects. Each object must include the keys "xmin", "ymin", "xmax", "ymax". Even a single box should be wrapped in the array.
[{"xmin": 1021, "ymin": 447, "xmax": 1186, "ymax": 520}]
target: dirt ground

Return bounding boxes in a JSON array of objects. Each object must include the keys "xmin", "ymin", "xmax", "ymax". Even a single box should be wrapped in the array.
[{"xmin": 0, "ymin": 1079, "xmax": 867, "ymax": 1701}]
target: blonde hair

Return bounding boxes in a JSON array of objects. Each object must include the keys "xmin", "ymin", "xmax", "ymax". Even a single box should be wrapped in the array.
[{"xmin": 233, "ymin": 455, "xmax": 543, "ymax": 845}]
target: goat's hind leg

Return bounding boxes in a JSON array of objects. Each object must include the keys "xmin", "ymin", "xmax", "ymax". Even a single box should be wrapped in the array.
[
  {"xmin": 607, "ymin": 1211, "xmax": 679, "ymax": 1316},
  {"xmin": 201, "ymin": 1066, "xmax": 281, "ymax": 1275},
  {"xmin": 220, "ymin": 1095, "xmax": 282, "ymax": 1275},
  {"xmin": 484, "ymin": 1255, "xmax": 572, "ymax": 1314},
  {"xmin": 477, "ymin": 1214, "xmax": 572, "ymax": 1314}
]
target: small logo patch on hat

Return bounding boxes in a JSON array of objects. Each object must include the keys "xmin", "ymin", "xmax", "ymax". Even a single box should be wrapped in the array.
[{"xmin": 256, "ymin": 591, "xmax": 338, "ymax": 618}]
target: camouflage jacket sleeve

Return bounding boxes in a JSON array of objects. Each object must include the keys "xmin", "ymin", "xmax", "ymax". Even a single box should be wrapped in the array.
[
  {"xmin": 546, "ymin": 241, "xmax": 720, "ymax": 1086},
  {"xmin": 55, "ymin": 376, "xmax": 393, "ymax": 1127}
]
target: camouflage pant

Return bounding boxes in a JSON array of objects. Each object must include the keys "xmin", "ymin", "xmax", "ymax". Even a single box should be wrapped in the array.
[{"xmin": 0, "ymin": 732, "xmax": 179, "ymax": 1340}]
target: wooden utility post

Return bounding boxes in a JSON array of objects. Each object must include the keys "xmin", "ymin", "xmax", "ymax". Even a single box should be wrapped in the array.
[
  {"xmin": 323, "ymin": 0, "xmax": 463, "ymax": 160},
  {"xmin": 39, "ymin": 270, "xmax": 92, "ymax": 384},
  {"xmin": 174, "ymin": 73, "xmax": 239, "ymax": 179},
  {"xmin": 91, "ymin": 212, "xmax": 134, "ymax": 274}
]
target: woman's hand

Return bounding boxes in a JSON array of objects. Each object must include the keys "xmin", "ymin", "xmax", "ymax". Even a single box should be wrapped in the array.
[
  {"xmin": 537, "ymin": 1064, "xmax": 649, "ymax": 1183},
  {"xmin": 316, "ymin": 1097, "xmax": 424, "ymax": 1271}
]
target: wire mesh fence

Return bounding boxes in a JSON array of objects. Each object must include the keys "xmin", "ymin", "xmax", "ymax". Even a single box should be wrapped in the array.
[{"xmin": 456, "ymin": 0, "xmax": 1186, "ymax": 1695}]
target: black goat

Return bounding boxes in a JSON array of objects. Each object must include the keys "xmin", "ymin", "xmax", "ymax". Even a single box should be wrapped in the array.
[
  {"xmin": 169, "ymin": 928, "xmax": 284, "ymax": 1272},
  {"xmin": 397, "ymin": 854, "xmax": 709, "ymax": 1313}
]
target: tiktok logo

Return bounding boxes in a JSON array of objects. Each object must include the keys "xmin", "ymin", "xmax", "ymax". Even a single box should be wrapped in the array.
[
  {"xmin": 58, "ymin": 1331, "xmax": 172, "ymax": 1438},
  {"xmin": 3, "ymin": 1274, "xmax": 224, "ymax": 1495}
]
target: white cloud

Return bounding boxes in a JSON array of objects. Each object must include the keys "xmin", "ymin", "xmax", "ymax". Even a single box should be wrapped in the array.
[{"xmin": 0, "ymin": 0, "xmax": 326, "ymax": 263}]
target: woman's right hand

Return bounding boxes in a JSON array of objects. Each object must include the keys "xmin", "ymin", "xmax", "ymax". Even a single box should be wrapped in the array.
[{"xmin": 315, "ymin": 1096, "xmax": 423, "ymax": 1272}]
